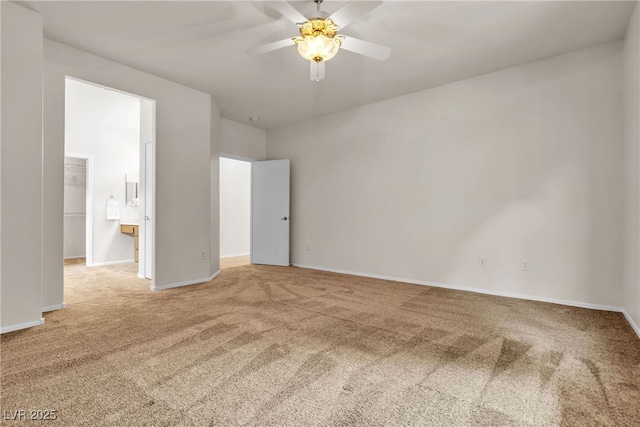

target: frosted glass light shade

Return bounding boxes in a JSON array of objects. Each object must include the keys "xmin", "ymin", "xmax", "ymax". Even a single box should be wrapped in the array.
[{"xmin": 296, "ymin": 34, "xmax": 341, "ymax": 63}]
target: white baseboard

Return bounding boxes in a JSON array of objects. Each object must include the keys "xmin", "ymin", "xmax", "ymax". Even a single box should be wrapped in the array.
[
  {"xmin": 1, "ymin": 317, "xmax": 45, "ymax": 334},
  {"xmin": 43, "ymin": 302, "xmax": 67, "ymax": 312},
  {"xmin": 293, "ymin": 263, "xmax": 639, "ymax": 338},
  {"xmin": 151, "ymin": 270, "xmax": 221, "ymax": 291},
  {"xmin": 622, "ymin": 310, "xmax": 640, "ymax": 339},
  {"xmin": 87, "ymin": 259, "xmax": 135, "ymax": 267},
  {"xmin": 221, "ymin": 253, "xmax": 250, "ymax": 259}
]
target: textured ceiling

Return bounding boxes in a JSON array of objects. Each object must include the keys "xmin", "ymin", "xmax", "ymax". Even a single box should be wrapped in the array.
[{"xmin": 20, "ymin": 1, "xmax": 636, "ymax": 130}]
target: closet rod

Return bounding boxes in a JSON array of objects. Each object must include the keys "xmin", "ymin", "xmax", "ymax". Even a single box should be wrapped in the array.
[{"xmin": 64, "ymin": 163, "xmax": 86, "ymax": 169}]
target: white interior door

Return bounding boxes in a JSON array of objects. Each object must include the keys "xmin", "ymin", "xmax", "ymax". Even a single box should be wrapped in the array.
[
  {"xmin": 251, "ymin": 159, "xmax": 290, "ymax": 266},
  {"xmin": 144, "ymin": 141, "xmax": 153, "ymax": 279}
]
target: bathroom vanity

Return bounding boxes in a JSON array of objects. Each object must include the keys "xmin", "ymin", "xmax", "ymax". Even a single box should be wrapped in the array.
[{"xmin": 120, "ymin": 223, "xmax": 139, "ymax": 262}]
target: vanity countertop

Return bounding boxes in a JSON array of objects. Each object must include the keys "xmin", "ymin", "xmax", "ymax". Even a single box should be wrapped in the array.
[{"xmin": 120, "ymin": 222, "xmax": 139, "ymax": 226}]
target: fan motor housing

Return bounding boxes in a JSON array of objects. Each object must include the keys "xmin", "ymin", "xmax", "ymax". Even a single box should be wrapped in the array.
[{"xmin": 298, "ymin": 18, "xmax": 339, "ymax": 38}]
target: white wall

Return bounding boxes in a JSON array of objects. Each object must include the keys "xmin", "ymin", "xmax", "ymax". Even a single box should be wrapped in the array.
[
  {"xmin": 65, "ymin": 78, "xmax": 141, "ymax": 265},
  {"xmin": 43, "ymin": 38, "xmax": 218, "ymax": 306},
  {"xmin": 0, "ymin": 2, "xmax": 44, "ymax": 331},
  {"xmin": 623, "ymin": 3, "xmax": 640, "ymax": 332},
  {"xmin": 220, "ymin": 158, "xmax": 251, "ymax": 258},
  {"xmin": 268, "ymin": 41, "xmax": 624, "ymax": 309},
  {"xmin": 220, "ymin": 118, "xmax": 267, "ymax": 161}
]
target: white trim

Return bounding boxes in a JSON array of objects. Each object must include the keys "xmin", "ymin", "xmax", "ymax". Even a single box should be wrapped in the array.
[
  {"xmin": 220, "ymin": 153, "xmax": 258, "ymax": 163},
  {"xmin": 87, "ymin": 259, "xmax": 135, "ymax": 267},
  {"xmin": 292, "ymin": 263, "xmax": 626, "ymax": 313},
  {"xmin": 220, "ymin": 253, "xmax": 250, "ymax": 259},
  {"xmin": 64, "ymin": 256, "xmax": 86, "ymax": 260},
  {"xmin": 66, "ymin": 76, "xmax": 155, "ymax": 102},
  {"xmin": 141, "ymin": 134, "xmax": 155, "ymax": 281},
  {"xmin": 43, "ymin": 303, "xmax": 67, "ymax": 312},
  {"xmin": 622, "ymin": 310, "xmax": 640, "ymax": 339},
  {"xmin": 151, "ymin": 270, "xmax": 220, "ymax": 291},
  {"xmin": 1, "ymin": 317, "xmax": 45, "ymax": 334}
]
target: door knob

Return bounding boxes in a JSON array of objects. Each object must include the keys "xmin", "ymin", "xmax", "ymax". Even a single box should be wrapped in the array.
[
  {"xmin": 144, "ymin": 216, "xmax": 150, "ymax": 220},
  {"xmin": 281, "ymin": 216, "xmax": 289, "ymax": 221}
]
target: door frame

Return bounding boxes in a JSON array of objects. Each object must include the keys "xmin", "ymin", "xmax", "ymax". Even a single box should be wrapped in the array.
[
  {"xmin": 64, "ymin": 77, "xmax": 155, "ymax": 281},
  {"xmin": 140, "ymin": 140, "xmax": 154, "ymax": 280},
  {"xmin": 139, "ymin": 98, "xmax": 156, "ymax": 282},
  {"xmin": 219, "ymin": 154, "xmax": 255, "ymax": 265}
]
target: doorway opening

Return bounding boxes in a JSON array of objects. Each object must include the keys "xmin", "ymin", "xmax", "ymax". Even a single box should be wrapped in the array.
[
  {"xmin": 63, "ymin": 77, "xmax": 155, "ymax": 284},
  {"xmin": 220, "ymin": 156, "xmax": 252, "ymax": 269}
]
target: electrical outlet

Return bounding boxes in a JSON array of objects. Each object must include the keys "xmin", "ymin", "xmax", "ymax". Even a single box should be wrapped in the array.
[
  {"xmin": 305, "ymin": 243, "xmax": 311, "ymax": 251},
  {"xmin": 521, "ymin": 259, "xmax": 530, "ymax": 271},
  {"xmin": 479, "ymin": 258, "xmax": 486, "ymax": 267},
  {"xmin": 200, "ymin": 250, "xmax": 206, "ymax": 260}
]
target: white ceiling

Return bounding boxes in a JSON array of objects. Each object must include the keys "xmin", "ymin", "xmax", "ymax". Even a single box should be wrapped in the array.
[{"xmin": 19, "ymin": 1, "xmax": 636, "ymax": 130}]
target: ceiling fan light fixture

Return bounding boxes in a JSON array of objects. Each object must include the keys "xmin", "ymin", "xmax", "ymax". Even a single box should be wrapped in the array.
[
  {"xmin": 248, "ymin": 1, "xmax": 390, "ymax": 82},
  {"xmin": 295, "ymin": 34, "xmax": 341, "ymax": 62},
  {"xmin": 293, "ymin": 18, "xmax": 342, "ymax": 63}
]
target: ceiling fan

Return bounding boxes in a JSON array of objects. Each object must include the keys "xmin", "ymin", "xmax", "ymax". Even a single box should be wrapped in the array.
[{"xmin": 247, "ymin": 0, "xmax": 391, "ymax": 82}]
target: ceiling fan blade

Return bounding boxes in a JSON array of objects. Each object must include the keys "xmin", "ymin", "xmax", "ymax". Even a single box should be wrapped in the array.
[
  {"xmin": 267, "ymin": 1, "xmax": 308, "ymax": 25},
  {"xmin": 340, "ymin": 36, "xmax": 390, "ymax": 61},
  {"xmin": 310, "ymin": 61, "xmax": 325, "ymax": 82},
  {"xmin": 328, "ymin": 0, "xmax": 383, "ymax": 29},
  {"xmin": 246, "ymin": 38, "xmax": 295, "ymax": 55}
]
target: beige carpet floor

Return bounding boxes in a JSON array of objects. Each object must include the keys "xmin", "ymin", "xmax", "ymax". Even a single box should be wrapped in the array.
[
  {"xmin": 220, "ymin": 256, "xmax": 251, "ymax": 269},
  {"xmin": 1, "ymin": 263, "xmax": 640, "ymax": 426}
]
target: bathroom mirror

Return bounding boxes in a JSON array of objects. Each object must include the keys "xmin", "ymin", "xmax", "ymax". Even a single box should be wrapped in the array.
[{"xmin": 125, "ymin": 174, "xmax": 139, "ymax": 207}]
